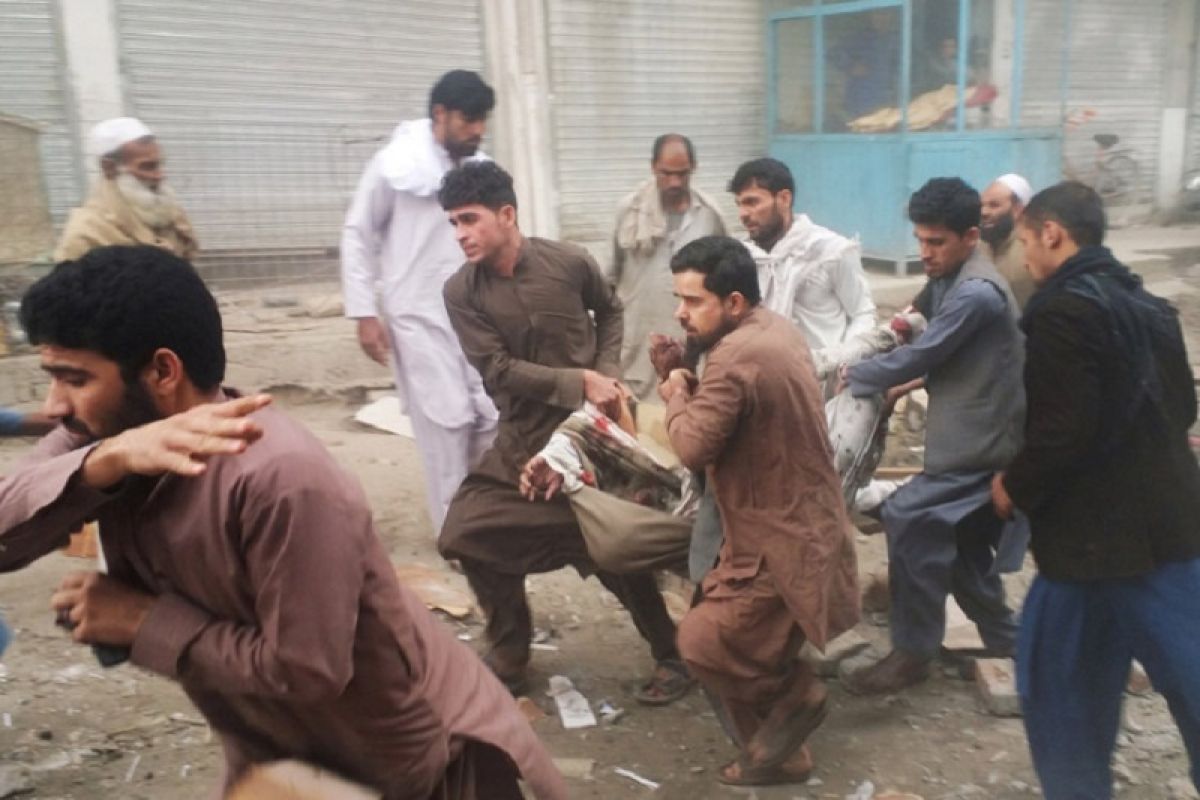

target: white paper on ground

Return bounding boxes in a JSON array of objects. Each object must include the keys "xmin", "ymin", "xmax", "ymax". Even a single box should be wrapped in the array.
[
  {"xmin": 546, "ymin": 675, "xmax": 597, "ymax": 729},
  {"xmin": 353, "ymin": 396, "xmax": 414, "ymax": 438}
]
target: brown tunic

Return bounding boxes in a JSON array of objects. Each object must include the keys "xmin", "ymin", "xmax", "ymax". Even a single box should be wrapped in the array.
[
  {"xmin": 439, "ymin": 236, "xmax": 622, "ymax": 570},
  {"xmin": 0, "ymin": 405, "xmax": 565, "ymax": 800},
  {"xmin": 54, "ymin": 178, "xmax": 199, "ymax": 263},
  {"xmin": 667, "ymin": 307, "xmax": 859, "ymax": 696},
  {"xmin": 985, "ymin": 230, "xmax": 1035, "ymax": 310}
]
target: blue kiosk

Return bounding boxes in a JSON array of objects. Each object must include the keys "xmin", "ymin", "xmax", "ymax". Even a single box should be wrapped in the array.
[{"xmin": 767, "ymin": 0, "xmax": 1068, "ymax": 272}]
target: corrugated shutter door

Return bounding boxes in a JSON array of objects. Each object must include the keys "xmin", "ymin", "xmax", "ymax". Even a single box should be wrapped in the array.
[
  {"xmin": 114, "ymin": 0, "xmax": 483, "ymax": 266},
  {"xmin": 0, "ymin": 0, "xmax": 81, "ymax": 227},
  {"xmin": 546, "ymin": 0, "xmax": 765, "ymax": 250},
  {"xmin": 1059, "ymin": 0, "xmax": 1168, "ymax": 203}
]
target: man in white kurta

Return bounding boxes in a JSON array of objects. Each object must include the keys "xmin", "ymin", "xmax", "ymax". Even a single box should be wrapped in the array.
[
  {"xmin": 609, "ymin": 134, "xmax": 726, "ymax": 399},
  {"xmin": 341, "ymin": 70, "xmax": 499, "ymax": 534},
  {"xmin": 729, "ymin": 158, "xmax": 876, "ymax": 368}
]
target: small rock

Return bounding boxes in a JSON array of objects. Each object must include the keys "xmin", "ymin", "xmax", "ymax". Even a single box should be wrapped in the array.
[
  {"xmin": 1127, "ymin": 661, "xmax": 1154, "ymax": 696},
  {"xmin": 0, "ymin": 765, "xmax": 31, "ymax": 798},
  {"xmin": 802, "ymin": 630, "xmax": 871, "ymax": 678},
  {"xmin": 974, "ymin": 658, "xmax": 1021, "ymax": 717},
  {"xmin": 552, "ymin": 757, "xmax": 595, "ymax": 780},
  {"xmin": 1168, "ymin": 776, "xmax": 1200, "ymax": 800}
]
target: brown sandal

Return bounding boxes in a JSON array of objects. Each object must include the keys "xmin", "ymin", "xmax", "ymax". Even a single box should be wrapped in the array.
[{"xmin": 634, "ymin": 659, "xmax": 694, "ymax": 706}]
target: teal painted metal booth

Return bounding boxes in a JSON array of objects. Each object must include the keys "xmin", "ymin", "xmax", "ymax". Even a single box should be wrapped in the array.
[{"xmin": 767, "ymin": 0, "xmax": 1069, "ymax": 271}]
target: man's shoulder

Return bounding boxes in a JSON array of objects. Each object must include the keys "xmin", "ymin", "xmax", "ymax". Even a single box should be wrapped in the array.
[
  {"xmin": 528, "ymin": 237, "xmax": 593, "ymax": 266},
  {"xmin": 222, "ymin": 406, "xmax": 347, "ymax": 489},
  {"xmin": 711, "ymin": 309, "xmax": 801, "ymax": 364},
  {"xmin": 443, "ymin": 261, "xmax": 475, "ymax": 300}
]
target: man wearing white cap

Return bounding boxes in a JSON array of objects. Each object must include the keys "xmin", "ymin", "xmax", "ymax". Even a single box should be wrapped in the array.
[
  {"xmin": 55, "ymin": 117, "xmax": 197, "ymax": 263},
  {"xmin": 980, "ymin": 173, "xmax": 1034, "ymax": 308}
]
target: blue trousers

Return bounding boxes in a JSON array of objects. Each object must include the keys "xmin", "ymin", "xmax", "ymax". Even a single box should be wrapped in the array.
[{"xmin": 1017, "ymin": 558, "xmax": 1200, "ymax": 799}]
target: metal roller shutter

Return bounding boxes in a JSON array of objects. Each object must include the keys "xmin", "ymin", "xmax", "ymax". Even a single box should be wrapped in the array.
[
  {"xmin": 1055, "ymin": 0, "xmax": 1167, "ymax": 203},
  {"xmin": 114, "ymin": 0, "xmax": 483, "ymax": 269},
  {"xmin": 0, "ymin": 0, "xmax": 82, "ymax": 229},
  {"xmin": 546, "ymin": 0, "xmax": 765, "ymax": 251}
]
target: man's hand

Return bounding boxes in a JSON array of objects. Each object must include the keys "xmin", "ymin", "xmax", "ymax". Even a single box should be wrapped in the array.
[
  {"xmin": 82, "ymin": 394, "xmax": 272, "ymax": 489},
  {"xmin": 991, "ymin": 472, "xmax": 1014, "ymax": 520},
  {"xmin": 519, "ymin": 455, "xmax": 564, "ymax": 502},
  {"xmin": 883, "ymin": 377, "xmax": 925, "ymax": 413},
  {"xmin": 356, "ymin": 317, "xmax": 390, "ymax": 366},
  {"xmin": 50, "ymin": 572, "xmax": 154, "ymax": 647},
  {"xmin": 658, "ymin": 368, "xmax": 697, "ymax": 403},
  {"xmin": 648, "ymin": 334, "xmax": 686, "ymax": 381},
  {"xmin": 582, "ymin": 370, "xmax": 622, "ymax": 418}
]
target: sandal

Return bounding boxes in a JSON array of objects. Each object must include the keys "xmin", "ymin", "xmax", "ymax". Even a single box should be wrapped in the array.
[
  {"xmin": 634, "ymin": 659, "xmax": 695, "ymax": 706},
  {"xmin": 717, "ymin": 747, "xmax": 813, "ymax": 787},
  {"xmin": 745, "ymin": 693, "xmax": 828, "ymax": 769}
]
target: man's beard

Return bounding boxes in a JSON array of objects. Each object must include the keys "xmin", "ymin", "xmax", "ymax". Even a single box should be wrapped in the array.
[
  {"xmin": 980, "ymin": 212, "xmax": 1015, "ymax": 247},
  {"xmin": 115, "ymin": 172, "xmax": 180, "ymax": 230},
  {"xmin": 683, "ymin": 312, "xmax": 738, "ymax": 355},
  {"xmin": 63, "ymin": 379, "xmax": 161, "ymax": 441},
  {"xmin": 751, "ymin": 207, "xmax": 787, "ymax": 250},
  {"xmin": 444, "ymin": 134, "xmax": 481, "ymax": 160}
]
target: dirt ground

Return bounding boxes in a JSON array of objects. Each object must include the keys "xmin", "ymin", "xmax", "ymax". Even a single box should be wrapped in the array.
[{"xmin": 1, "ymin": 251, "xmax": 1199, "ymax": 799}]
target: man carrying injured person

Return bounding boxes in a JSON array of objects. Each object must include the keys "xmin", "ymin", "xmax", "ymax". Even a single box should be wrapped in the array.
[
  {"xmin": 438, "ymin": 161, "xmax": 688, "ymax": 705},
  {"xmin": 660, "ymin": 235, "xmax": 859, "ymax": 786}
]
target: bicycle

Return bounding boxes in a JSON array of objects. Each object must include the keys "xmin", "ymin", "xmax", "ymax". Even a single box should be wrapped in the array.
[{"xmin": 1062, "ymin": 109, "xmax": 1141, "ymax": 203}]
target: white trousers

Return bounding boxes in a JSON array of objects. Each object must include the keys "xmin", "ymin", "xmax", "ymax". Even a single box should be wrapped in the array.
[{"xmin": 407, "ymin": 397, "xmax": 497, "ymax": 536}]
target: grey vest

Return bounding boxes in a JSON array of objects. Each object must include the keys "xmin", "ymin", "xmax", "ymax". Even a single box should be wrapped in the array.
[{"xmin": 923, "ymin": 249, "xmax": 1026, "ymax": 474}]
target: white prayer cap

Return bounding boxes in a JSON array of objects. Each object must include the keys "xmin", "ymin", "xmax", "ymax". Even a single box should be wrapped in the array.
[
  {"xmin": 89, "ymin": 117, "xmax": 154, "ymax": 159},
  {"xmin": 994, "ymin": 173, "xmax": 1033, "ymax": 206}
]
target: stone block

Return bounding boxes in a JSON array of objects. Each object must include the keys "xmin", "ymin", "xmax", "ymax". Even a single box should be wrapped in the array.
[{"xmin": 975, "ymin": 658, "xmax": 1022, "ymax": 717}]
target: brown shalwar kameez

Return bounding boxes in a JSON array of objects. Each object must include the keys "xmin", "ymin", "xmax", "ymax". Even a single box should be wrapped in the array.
[
  {"xmin": 666, "ymin": 307, "xmax": 860, "ymax": 739},
  {"xmin": 441, "ymin": 237, "xmax": 678, "ymax": 678},
  {"xmin": 0, "ymin": 406, "xmax": 566, "ymax": 800}
]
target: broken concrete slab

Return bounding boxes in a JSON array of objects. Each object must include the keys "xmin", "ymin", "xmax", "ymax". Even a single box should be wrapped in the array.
[
  {"xmin": 802, "ymin": 629, "xmax": 871, "ymax": 678},
  {"xmin": 975, "ymin": 658, "xmax": 1022, "ymax": 717},
  {"xmin": 552, "ymin": 758, "xmax": 595, "ymax": 780}
]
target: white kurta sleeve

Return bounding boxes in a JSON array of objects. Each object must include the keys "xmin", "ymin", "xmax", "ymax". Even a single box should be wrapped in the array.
[
  {"xmin": 340, "ymin": 152, "xmax": 394, "ymax": 319},
  {"xmin": 833, "ymin": 243, "xmax": 877, "ymax": 340}
]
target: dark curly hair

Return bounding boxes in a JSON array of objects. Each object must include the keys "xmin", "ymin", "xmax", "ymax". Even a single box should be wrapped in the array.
[
  {"xmin": 908, "ymin": 177, "xmax": 982, "ymax": 235},
  {"xmin": 20, "ymin": 245, "xmax": 225, "ymax": 390},
  {"xmin": 438, "ymin": 161, "xmax": 518, "ymax": 212},
  {"xmin": 728, "ymin": 157, "xmax": 795, "ymax": 197},
  {"xmin": 428, "ymin": 70, "xmax": 495, "ymax": 121},
  {"xmin": 670, "ymin": 235, "xmax": 762, "ymax": 305}
]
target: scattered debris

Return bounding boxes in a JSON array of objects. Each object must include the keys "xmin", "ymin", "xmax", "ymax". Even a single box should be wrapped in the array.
[
  {"xmin": 124, "ymin": 754, "xmax": 141, "ymax": 783},
  {"xmin": 552, "ymin": 757, "xmax": 595, "ymax": 780},
  {"xmin": 597, "ymin": 700, "xmax": 625, "ymax": 724},
  {"xmin": 974, "ymin": 659, "xmax": 1022, "ymax": 717},
  {"xmin": 614, "ymin": 767, "xmax": 660, "ymax": 790},
  {"xmin": 515, "ymin": 696, "xmax": 546, "ymax": 724},
  {"xmin": 393, "ymin": 564, "xmax": 474, "ymax": 619},
  {"xmin": 875, "ymin": 792, "xmax": 924, "ymax": 800},
  {"xmin": 847, "ymin": 779, "xmax": 876, "ymax": 800},
  {"xmin": 353, "ymin": 397, "xmax": 414, "ymax": 439},
  {"xmin": 546, "ymin": 675, "xmax": 597, "ymax": 729}
]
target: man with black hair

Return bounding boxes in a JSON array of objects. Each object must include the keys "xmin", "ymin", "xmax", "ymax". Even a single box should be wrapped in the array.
[
  {"xmin": 342, "ymin": 69, "xmax": 499, "ymax": 537},
  {"xmin": 438, "ymin": 161, "xmax": 687, "ymax": 705},
  {"xmin": 663, "ymin": 235, "xmax": 858, "ymax": 786},
  {"xmin": 843, "ymin": 177, "xmax": 1026, "ymax": 694},
  {"xmin": 991, "ymin": 182, "xmax": 1200, "ymax": 799},
  {"xmin": 0, "ymin": 245, "xmax": 566, "ymax": 800},
  {"xmin": 729, "ymin": 157, "xmax": 875, "ymax": 371},
  {"xmin": 609, "ymin": 133, "xmax": 725, "ymax": 399}
]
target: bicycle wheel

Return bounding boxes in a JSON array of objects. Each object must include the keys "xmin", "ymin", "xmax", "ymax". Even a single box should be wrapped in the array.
[{"xmin": 1097, "ymin": 154, "xmax": 1139, "ymax": 201}]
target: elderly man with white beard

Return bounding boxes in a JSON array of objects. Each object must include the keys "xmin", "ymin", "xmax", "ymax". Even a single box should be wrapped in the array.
[{"xmin": 55, "ymin": 117, "xmax": 198, "ymax": 263}]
